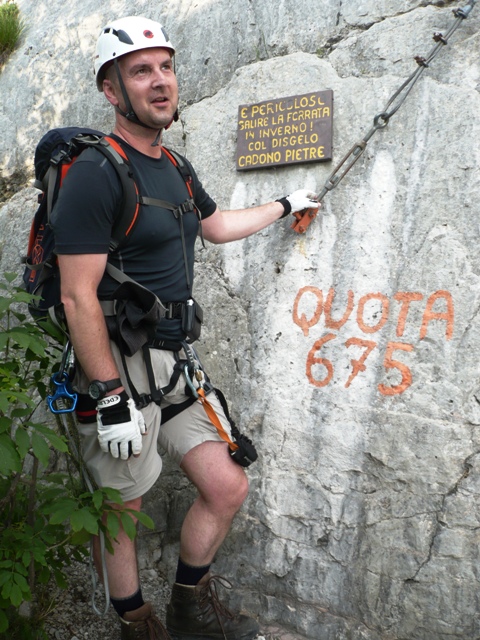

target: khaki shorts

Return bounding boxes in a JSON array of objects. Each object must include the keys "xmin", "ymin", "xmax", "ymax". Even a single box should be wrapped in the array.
[{"xmin": 74, "ymin": 343, "xmax": 233, "ymax": 502}]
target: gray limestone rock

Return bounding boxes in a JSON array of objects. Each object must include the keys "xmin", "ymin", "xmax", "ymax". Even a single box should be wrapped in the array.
[{"xmin": 1, "ymin": 2, "xmax": 480, "ymax": 638}]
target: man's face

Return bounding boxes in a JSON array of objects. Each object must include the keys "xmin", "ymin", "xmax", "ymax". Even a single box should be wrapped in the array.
[{"xmin": 111, "ymin": 47, "xmax": 179, "ymax": 130}]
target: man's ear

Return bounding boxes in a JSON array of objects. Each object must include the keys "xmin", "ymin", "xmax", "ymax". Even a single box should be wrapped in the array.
[{"xmin": 103, "ymin": 79, "xmax": 119, "ymax": 107}]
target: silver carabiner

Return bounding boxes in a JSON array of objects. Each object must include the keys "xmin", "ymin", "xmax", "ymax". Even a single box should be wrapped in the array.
[{"xmin": 183, "ymin": 364, "xmax": 199, "ymax": 399}]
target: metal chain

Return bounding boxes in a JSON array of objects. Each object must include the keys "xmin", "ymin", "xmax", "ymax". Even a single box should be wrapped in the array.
[{"xmin": 315, "ymin": 1, "xmax": 477, "ymax": 204}]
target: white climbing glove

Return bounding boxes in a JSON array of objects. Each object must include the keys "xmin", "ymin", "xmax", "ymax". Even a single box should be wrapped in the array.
[
  {"xmin": 96, "ymin": 391, "xmax": 146, "ymax": 460},
  {"xmin": 286, "ymin": 189, "xmax": 320, "ymax": 213},
  {"xmin": 277, "ymin": 189, "xmax": 320, "ymax": 218}
]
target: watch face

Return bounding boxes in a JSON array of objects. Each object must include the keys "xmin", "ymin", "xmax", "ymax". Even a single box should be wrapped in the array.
[
  {"xmin": 88, "ymin": 382, "xmax": 104, "ymax": 400},
  {"xmin": 88, "ymin": 378, "xmax": 121, "ymax": 400}
]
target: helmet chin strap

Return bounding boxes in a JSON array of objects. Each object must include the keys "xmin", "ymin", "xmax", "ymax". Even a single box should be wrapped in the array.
[{"xmin": 113, "ymin": 58, "xmax": 173, "ymax": 147}]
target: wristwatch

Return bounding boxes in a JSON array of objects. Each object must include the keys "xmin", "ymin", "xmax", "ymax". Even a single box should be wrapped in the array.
[{"xmin": 88, "ymin": 378, "xmax": 122, "ymax": 401}]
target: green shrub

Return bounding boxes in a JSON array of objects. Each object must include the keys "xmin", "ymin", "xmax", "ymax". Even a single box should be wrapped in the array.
[
  {"xmin": 0, "ymin": 274, "xmax": 153, "ymax": 635},
  {"xmin": 0, "ymin": 2, "xmax": 24, "ymax": 60}
]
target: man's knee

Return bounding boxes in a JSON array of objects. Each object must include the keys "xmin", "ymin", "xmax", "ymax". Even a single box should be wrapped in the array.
[
  {"xmin": 208, "ymin": 460, "xmax": 249, "ymax": 513},
  {"xmin": 182, "ymin": 441, "xmax": 250, "ymax": 510}
]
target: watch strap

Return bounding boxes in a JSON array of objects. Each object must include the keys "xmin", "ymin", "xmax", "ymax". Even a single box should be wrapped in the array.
[{"xmin": 101, "ymin": 378, "xmax": 122, "ymax": 392}]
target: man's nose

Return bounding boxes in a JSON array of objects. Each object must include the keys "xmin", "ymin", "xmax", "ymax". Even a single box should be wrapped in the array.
[{"xmin": 151, "ymin": 68, "xmax": 168, "ymax": 86}]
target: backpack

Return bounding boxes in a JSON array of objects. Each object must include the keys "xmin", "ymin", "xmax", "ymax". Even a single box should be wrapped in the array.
[{"xmin": 22, "ymin": 126, "xmax": 195, "ymax": 340}]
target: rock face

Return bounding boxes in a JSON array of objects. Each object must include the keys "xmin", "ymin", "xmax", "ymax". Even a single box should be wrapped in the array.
[{"xmin": 1, "ymin": 1, "xmax": 480, "ymax": 638}]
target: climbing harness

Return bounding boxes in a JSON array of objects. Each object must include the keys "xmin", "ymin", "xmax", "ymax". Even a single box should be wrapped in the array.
[
  {"xmin": 126, "ymin": 339, "xmax": 258, "ymax": 467},
  {"xmin": 292, "ymin": 0, "xmax": 477, "ymax": 233}
]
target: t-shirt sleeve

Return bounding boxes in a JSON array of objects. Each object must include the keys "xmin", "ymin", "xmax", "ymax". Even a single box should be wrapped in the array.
[
  {"xmin": 51, "ymin": 150, "xmax": 122, "ymax": 255},
  {"xmin": 185, "ymin": 158, "xmax": 217, "ymax": 219}
]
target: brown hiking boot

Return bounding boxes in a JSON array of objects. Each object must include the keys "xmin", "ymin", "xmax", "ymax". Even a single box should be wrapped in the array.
[
  {"xmin": 166, "ymin": 573, "xmax": 260, "ymax": 640},
  {"xmin": 120, "ymin": 602, "xmax": 172, "ymax": 640}
]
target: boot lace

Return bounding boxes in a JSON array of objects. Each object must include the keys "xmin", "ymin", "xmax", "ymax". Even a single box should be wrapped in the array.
[
  {"xmin": 197, "ymin": 574, "xmax": 236, "ymax": 639},
  {"xmin": 131, "ymin": 612, "xmax": 172, "ymax": 640}
]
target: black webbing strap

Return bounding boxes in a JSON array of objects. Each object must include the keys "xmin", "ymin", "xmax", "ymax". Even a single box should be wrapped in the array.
[
  {"xmin": 115, "ymin": 340, "xmax": 185, "ymax": 410},
  {"xmin": 160, "ymin": 384, "xmax": 238, "ymax": 431},
  {"xmin": 177, "ymin": 208, "xmax": 191, "ymax": 292},
  {"xmin": 139, "ymin": 196, "xmax": 195, "ymax": 214},
  {"xmin": 138, "ymin": 196, "xmax": 195, "ymax": 292},
  {"xmin": 160, "ymin": 396, "xmax": 196, "ymax": 424},
  {"xmin": 213, "ymin": 387, "xmax": 240, "ymax": 439},
  {"xmin": 137, "ymin": 345, "xmax": 186, "ymax": 408}
]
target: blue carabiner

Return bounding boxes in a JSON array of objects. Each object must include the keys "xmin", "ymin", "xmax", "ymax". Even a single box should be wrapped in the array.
[{"xmin": 47, "ymin": 371, "xmax": 78, "ymax": 414}]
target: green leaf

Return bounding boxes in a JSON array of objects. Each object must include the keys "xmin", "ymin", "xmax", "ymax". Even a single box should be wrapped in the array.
[
  {"xmin": 0, "ymin": 299, "xmax": 10, "ymax": 315},
  {"xmin": 21, "ymin": 552, "xmax": 31, "ymax": 569},
  {"xmin": 0, "ymin": 434, "xmax": 21, "ymax": 474},
  {"xmin": 0, "ymin": 574, "xmax": 10, "ymax": 588},
  {"xmin": 6, "ymin": 329, "xmax": 35, "ymax": 350},
  {"xmin": 14, "ymin": 427, "xmax": 30, "ymax": 459},
  {"xmin": 132, "ymin": 510, "xmax": 154, "ymax": 530},
  {"xmin": 106, "ymin": 511, "xmax": 120, "ymax": 540},
  {"xmin": 25, "ymin": 338, "xmax": 49, "ymax": 358},
  {"xmin": 10, "ymin": 583, "xmax": 22, "ymax": 607},
  {"xmin": 102, "ymin": 487, "xmax": 123, "ymax": 504},
  {"xmin": 39, "ymin": 487, "xmax": 67, "ymax": 506},
  {"xmin": 0, "ymin": 608, "xmax": 8, "ymax": 633},
  {"xmin": 0, "ymin": 417, "xmax": 11, "ymax": 434},
  {"xmin": 70, "ymin": 508, "xmax": 98, "ymax": 535},
  {"xmin": 32, "ymin": 424, "xmax": 67, "ymax": 453},
  {"xmin": 36, "ymin": 317, "xmax": 67, "ymax": 344},
  {"xmin": 13, "ymin": 573, "xmax": 30, "ymax": 594},
  {"xmin": 31, "ymin": 432, "xmax": 51, "ymax": 467},
  {"xmin": 54, "ymin": 569, "xmax": 68, "ymax": 589},
  {"xmin": 32, "ymin": 550, "xmax": 47, "ymax": 566},
  {"xmin": 1, "ymin": 581, "xmax": 11, "ymax": 600},
  {"xmin": 120, "ymin": 511, "xmax": 137, "ymax": 541},
  {"xmin": 10, "ymin": 407, "xmax": 32, "ymax": 418},
  {"xmin": 14, "ymin": 563, "xmax": 27, "ymax": 577},
  {"xmin": 92, "ymin": 490, "xmax": 103, "ymax": 511},
  {"xmin": 70, "ymin": 529, "xmax": 92, "ymax": 546},
  {"xmin": 46, "ymin": 498, "xmax": 78, "ymax": 525},
  {"xmin": 38, "ymin": 566, "xmax": 50, "ymax": 584}
]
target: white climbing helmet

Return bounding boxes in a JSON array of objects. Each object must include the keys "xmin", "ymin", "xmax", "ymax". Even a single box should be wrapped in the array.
[{"xmin": 94, "ymin": 16, "xmax": 175, "ymax": 91}]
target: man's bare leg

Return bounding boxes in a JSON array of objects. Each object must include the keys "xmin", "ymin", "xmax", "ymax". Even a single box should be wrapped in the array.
[
  {"xmin": 92, "ymin": 497, "xmax": 141, "ymax": 597},
  {"xmin": 179, "ymin": 441, "xmax": 249, "ymax": 566},
  {"xmin": 167, "ymin": 441, "xmax": 259, "ymax": 639}
]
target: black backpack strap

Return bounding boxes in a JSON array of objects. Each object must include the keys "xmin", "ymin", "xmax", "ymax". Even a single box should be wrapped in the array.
[
  {"xmin": 81, "ymin": 136, "xmax": 141, "ymax": 252},
  {"xmin": 165, "ymin": 147, "xmax": 206, "ymax": 249},
  {"xmin": 163, "ymin": 148, "xmax": 194, "ymax": 196}
]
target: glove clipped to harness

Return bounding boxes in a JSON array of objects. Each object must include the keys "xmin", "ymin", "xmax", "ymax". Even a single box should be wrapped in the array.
[
  {"xmin": 230, "ymin": 433, "xmax": 258, "ymax": 468},
  {"xmin": 276, "ymin": 189, "xmax": 320, "ymax": 218},
  {"xmin": 96, "ymin": 391, "xmax": 146, "ymax": 460}
]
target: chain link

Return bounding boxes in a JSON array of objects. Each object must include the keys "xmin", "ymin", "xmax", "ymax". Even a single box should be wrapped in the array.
[{"xmin": 315, "ymin": 1, "xmax": 477, "ymax": 204}]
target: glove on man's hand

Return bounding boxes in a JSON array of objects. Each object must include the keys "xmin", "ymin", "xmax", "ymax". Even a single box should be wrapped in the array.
[
  {"xmin": 97, "ymin": 391, "xmax": 146, "ymax": 460},
  {"xmin": 277, "ymin": 189, "xmax": 320, "ymax": 218}
]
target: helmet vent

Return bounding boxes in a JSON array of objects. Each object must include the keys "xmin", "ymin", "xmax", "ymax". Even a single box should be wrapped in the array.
[{"xmin": 113, "ymin": 29, "xmax": 134, "ymax": 45}]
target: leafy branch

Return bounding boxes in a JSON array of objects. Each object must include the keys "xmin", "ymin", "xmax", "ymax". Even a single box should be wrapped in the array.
[{"xmin": 0, "ymin": 274, "xmax": 153, "ymax": 635}]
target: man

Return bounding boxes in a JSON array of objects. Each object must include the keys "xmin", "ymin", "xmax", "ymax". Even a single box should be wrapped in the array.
[{"xmin": 51, "ymin": 15, "xmax": 319, "ymax": 640}]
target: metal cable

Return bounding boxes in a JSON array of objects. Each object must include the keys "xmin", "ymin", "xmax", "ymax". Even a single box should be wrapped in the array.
[{"xmin": 315, "ymin": 1, "xmax": 477, "ymax": 204}]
